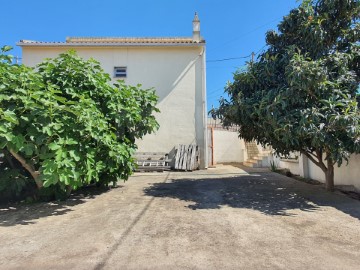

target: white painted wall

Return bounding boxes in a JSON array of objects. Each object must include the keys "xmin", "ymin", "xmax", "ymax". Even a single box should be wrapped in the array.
[
  {"xmin": 213, "ymin": 130, "xmax": 245, "ymax": 163},
  {"xmin": 306, "ymin": 154, "xmax": 360, "ymax": 191},
  {"xmin": 21, "ymin": 45, "xmax": 207, "ymax": 168},
  {"xmin": 278, "ymin": 153, "xmax": 360, "ymax": 191},
  {"xmin": 278, "ymin": 159, "xmax": 301, "ymax": 175}
]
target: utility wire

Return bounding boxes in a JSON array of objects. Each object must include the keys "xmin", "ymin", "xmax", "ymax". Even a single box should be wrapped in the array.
[
  {"xmin": 207, "ymin": 92, "xmax": 226, "ymax": 99},
  {"xmin": 206, "ymin": 44, "xmax": 267, "ymax": 63},
  {"xmin": 207, "ymin": 54, "xmax": 252, "ymax": 63},
  {"xmin": 253, "ymin": 45, "xmax": 267, "ymax": 58},
  {"xmin": 207, "ymin": 86, "xmax": 225, "ymax": 96},
  {"xmin": 207, "ymin": 66, "xmax": 242, "ymax": 69},
  {"xmin": 213, "ymin": 16, "xmax": 282, "ymax": 50},
  {"xmin": 206, "ymin": 15, "xmax": 280, "ymax": 63},
  {"xmin": 206, "ymin": 63, "xmax": 249, "ymax": 98},
  {"xmin": 206, "ymin": 45, "xmax": 269, "ymax": 99}
]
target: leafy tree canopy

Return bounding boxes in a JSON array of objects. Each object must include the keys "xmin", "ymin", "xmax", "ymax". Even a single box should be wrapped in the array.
[
  {"xmin": 0, "ymin": 47, "xmax": 159, "ymax": 198},
  {"xmin": 212, "ymin": 0, "xmax": 360, "ymax": 191}
]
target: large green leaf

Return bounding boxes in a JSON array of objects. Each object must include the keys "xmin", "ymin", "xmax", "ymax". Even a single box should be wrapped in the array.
[{"xmin": 0, "ymin": 47, "xmax": 159, "ymax": 197}]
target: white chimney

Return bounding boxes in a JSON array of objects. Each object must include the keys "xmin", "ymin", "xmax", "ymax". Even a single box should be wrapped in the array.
[{"xmin": 192, "ymin": 12, "xmax": 201, "ymax": 42}]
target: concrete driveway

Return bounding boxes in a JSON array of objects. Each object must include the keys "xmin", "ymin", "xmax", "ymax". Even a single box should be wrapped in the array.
[{"xmin": 1, "ymin": 165, "xmax": 360, "ymax": 270}]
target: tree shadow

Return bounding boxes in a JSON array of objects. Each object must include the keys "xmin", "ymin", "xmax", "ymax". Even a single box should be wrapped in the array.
[
  {"xmin": 144, "ymin": 173, "xmax": 360, "ymax": 219},
  {"xmin": 0, "ymin": 186, "xmax": 120, "ymax": 227}
]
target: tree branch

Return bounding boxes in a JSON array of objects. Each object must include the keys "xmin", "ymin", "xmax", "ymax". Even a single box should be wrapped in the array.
[
  {"xmin": 7, "ymin": 148, "xmax": 43, "ymax": 189},
  {"xmin": 315, "ymin": 148, "xmax": 322, "ymax": 161},
  {"xmin": 301, "ymin": 150, "xmax": 327, "ymax": 172},
  {"xmin": 307, "ymin": 150, "xmax": 318, "ymax": 160}
]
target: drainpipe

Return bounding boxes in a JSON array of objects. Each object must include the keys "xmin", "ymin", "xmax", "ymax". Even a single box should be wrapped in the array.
[
  {"xmin": 201, "ymin": 46, "xmax": 208, "ymax": 169},
  {"xmin": 211, "ymin": 126, "xmax": 215, "ymax": 166}
]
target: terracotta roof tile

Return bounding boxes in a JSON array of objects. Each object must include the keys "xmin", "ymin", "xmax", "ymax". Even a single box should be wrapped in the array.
[
  {"xmin": 18, "ymin": 37, "xmax": 205, "ymax": 46},
  {"xmin": 66, "ymin": 37, "xmax": 202, "ymax": 44}
]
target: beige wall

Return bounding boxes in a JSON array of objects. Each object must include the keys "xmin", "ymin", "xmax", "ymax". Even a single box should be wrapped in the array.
[
  {"xmin": 21, "ymin": 45, "xmax": 207, "ymax": 168},
  {"xmin": 213, "ymin": 130, "xmax": 245, "ymax": 164},
  {"xmin": 278, "ymin": 153, "xmax": 360, "ymax": 191},
  {"xmin": 278, "ymin": 160, "xmax": 301, "ymax": 175},
  {"xmin": 306, "ymin": 154, "xmax": 360, "ymax": 191}
]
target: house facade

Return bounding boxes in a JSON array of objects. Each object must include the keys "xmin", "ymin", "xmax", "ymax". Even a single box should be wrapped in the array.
[{"xmin": 18, "ymin": 14, "xmax": 208, "ymax": 169}]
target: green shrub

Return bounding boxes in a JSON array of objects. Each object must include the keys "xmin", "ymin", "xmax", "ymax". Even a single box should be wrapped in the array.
[
  {"xmin": 0, "ymin": 169, "xmax": 31, "ymax": 196},
  {"xmin": 0, "ymin": 47, "xmax": 159, "ymax": 198},
  {"xmin": 269, "ymin": 160, "xmax": 278, "ymax": 172}
]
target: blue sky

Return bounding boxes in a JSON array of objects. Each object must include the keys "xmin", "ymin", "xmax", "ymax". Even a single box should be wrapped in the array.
[{"xmin": 1, "ymin": 0, "xmax": 298, "ymax": 110}]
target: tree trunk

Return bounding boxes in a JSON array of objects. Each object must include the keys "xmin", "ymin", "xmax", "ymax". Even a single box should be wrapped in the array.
[
  {"xmin": 7, "ymin": 148, "xmax": 43, "ymax": 189},
  {"xmin": 66, "ymin": 185, "xmax": 73, "ymax": 197},
  {"xmin": 301, "ymin": 150, "xmax": 335, "ymax": 192},
  {"xmin": 324, "ymin": 160, "xmax": 335, "ymax": 192}
]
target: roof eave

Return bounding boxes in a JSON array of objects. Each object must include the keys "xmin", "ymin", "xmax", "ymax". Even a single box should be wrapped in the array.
[{"xmin": 16, "ymin": 41, "xmax": 206, "ymax": 47}]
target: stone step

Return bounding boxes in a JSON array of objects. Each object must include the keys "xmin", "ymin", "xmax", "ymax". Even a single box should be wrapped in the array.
[
  {"xmin": 243, "ymin": 162, "xmax": 255, "ymax": 167},
  {"xmin": 247, "ymin": 159, "xmax": 262, "ymax": 163},
  {"xmin": 256, "ymin": 154, "xmax": 270, "ymax": 158},
  {"xmin": 244, "ymin": 153, "xmax": 272, "ymax": 168},
  {"xmin": 243, "ymin": 161, "xmax": 261, "ymax": 168}
]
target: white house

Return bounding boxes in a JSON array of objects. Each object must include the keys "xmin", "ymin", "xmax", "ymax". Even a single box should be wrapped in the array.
[{"xmin": 17, "ymin": 13, "xmax": 208, "ymax": 169}]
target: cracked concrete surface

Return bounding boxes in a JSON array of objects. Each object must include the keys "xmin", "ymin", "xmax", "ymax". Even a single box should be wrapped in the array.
[{"xmin": 0, "ymin": 165, "xmax": 360, "ymax": 269}]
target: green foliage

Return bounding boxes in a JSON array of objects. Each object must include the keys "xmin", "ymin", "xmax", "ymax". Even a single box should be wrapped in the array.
[
  {"xmin": 269, "ymin": 160, "xmax": 278, "ymax": 172},
  {"xmin": 0, "ymin": 149, "xmax": 35, "ymax": 201},
  {"xmin": 0, "ymin": 168, "xmax": 31, "ymax": 197},
  {"xmin": 0, "ymin": 48, "xmax": 159, "ymax": 196},
  {"xmin": 212, "ymin": 0, "xmax": 360, "ymax": 186},
  {"xmin": 37, "ymin": 184, "xmax": 69, "ymax": 202}
]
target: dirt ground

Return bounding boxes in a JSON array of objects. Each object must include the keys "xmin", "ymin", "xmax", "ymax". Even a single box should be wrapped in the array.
[{"xmin": 1, "ymin": 164, "xmax": 360, "ymax": 270}]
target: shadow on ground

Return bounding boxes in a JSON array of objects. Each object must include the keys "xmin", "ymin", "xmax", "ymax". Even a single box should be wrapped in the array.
[
  {"xmin": 144, "ymin": 172, "xmax": 360, "ymax": 219},
  {"xmin": 0, "ymin": 186, "xmax": 117, "ymax": 227}
]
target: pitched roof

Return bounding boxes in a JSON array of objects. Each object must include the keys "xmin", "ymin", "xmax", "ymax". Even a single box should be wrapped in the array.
[{"xmin": 17, "ymin": 37, "xmax": 205, "ymax": 47}]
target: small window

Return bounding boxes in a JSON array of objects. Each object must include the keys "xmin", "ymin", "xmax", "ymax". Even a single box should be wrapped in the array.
[{"xmin": 114, "ymin": 67, "xmax": 127, "ymax": 78}]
